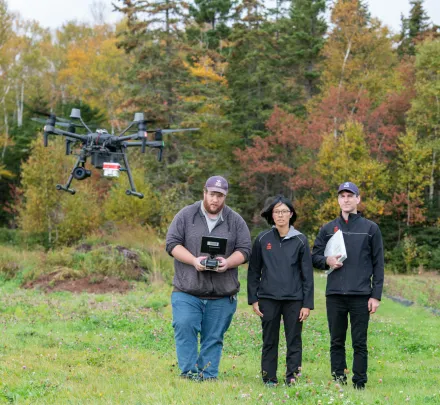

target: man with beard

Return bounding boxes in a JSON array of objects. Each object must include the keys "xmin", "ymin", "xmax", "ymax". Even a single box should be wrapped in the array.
[{"xmin": 166, "ymin": 175, "xmax": 251, "ymax": 381}]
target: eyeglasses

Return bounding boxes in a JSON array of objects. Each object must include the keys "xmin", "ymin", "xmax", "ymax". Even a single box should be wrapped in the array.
[{"xmin": 273, "ymin": 210, "xmax": 291, "ymax": 216}]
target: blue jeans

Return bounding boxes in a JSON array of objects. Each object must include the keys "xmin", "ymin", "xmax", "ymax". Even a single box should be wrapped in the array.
[{"xmin": 171, "ymin": 292, "xmax": 237, "ymax": 378}]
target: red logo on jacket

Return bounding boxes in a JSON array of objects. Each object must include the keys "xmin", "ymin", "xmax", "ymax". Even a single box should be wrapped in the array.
[
  {"xmin": 334, "ymin": 226, "xmax": 339, "ymax": 233},
  {"xmin": 266, "ymin": 242, "xmax": 272, "ymax": 250}
]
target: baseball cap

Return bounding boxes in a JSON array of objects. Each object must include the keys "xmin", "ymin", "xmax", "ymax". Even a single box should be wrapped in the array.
[
  {"xmin": 205, "ymin": 176, "xmax": 228, "ymax": 195},
  {"xmin": 338, "ymin": 181, "xmax": 359, "ymax": 196}
]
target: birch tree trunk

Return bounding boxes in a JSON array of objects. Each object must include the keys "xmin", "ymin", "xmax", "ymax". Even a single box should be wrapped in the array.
[
  {"xmin": 1, "ymin": 84, "xmax": 10, "ymax": 160},
  {"xmin": 429, "ymin": 149, "xmax": 435, "ymax": 203},
  {"xmin": 16, "ymin": 81, "xmax": 24, "ymax": 127},
  {"xmin": 334, "ymin": 39, "xmax": 352, "ymax": 138}
]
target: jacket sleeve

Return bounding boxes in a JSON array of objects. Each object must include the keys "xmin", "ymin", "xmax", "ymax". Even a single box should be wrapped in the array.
[
  {"xmin": 371, "ymin": 225, "xmax": 384, "ymax": 300},
  {"xmin": 233, "ymin": 215, "xmax": 252, "ymax": 263},
  {"xmin": 247, "ymin": 236, "xmax": 262, "ymax": 305},
  {"xmin": 165, "ymin": 210, "xmax": 185, "ymax": 256},
  {"xmin": 300, "ymin": 236, "xmax": 314, "ymax": 310},
  {"xmin": 311, "ymin": 226, "xmax": 329, "ymax": 270}
]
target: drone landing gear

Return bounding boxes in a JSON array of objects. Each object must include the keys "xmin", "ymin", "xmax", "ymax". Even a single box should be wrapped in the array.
[
  {"xmin": 122, "ymin": 149, "xmax": 144, "ymax": 199},
  {"xmin": 56, "ymin": 156, "xmax": 84, "ymax": 195},
  {"xmin": 56, "ymin": 184, "xmax": 76, "ymax": 195},
  {"xmin": 125, "ymin": 190, "xmax": 144, "ymax": 199}
]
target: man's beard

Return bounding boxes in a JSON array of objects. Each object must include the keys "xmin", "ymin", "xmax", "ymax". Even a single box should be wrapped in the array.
[{"xmin": 203, "ymin": 197, "xmax": 224, "ymax": 215}]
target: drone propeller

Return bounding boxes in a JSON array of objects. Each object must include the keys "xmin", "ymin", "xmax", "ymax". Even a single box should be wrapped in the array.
[
  {"xmin": 131, "ymin": 128, "xmax": 199, "ymax": 134},
  {"xmin": 160, "ymin": 128, "xmax": 199, "ymax": 134},
  {"xmin": 31, "ymin": 109, "xmax": 71, "ymax": 123},
  {"xmin": 31, "ymin": 117, "xmax": 85, "ymax": 128}
]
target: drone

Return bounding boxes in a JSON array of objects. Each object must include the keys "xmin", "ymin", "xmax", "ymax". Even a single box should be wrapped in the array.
[{"xmin": 32, "ymin": 108, "xmax": 198, "ymax": 199}]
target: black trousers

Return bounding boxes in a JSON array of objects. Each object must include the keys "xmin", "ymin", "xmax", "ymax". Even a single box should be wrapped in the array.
[
  {"xmin": 259, "ymin": 299, "xmax": 303, "ymax": 383},
  {"xmin": 326, "ymin": 295, "xmax": 370, "ymax": 386}
]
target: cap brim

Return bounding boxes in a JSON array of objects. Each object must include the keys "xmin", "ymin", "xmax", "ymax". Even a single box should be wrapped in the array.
[
  {"xmin": 206, "ymin": 187, "xmax": 227, "ymax": 195},
  {"xmin": 338, "ymin": 188, "xmax": 358, "ymax": 194}
]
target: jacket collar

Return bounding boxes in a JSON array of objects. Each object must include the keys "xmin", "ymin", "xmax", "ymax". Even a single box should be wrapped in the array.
[
  {"xmin": 339, "ymin": 212, "xmax": 362, "ymax": 223},
  {"xmin": 272, "ymin": 225, "xmax": 300, "ymax": 240}
]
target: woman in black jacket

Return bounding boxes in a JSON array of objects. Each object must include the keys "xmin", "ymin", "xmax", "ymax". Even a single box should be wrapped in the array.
[{"xmin": 248, "ymin": 195, "xmax": 314, "ymax": 386}]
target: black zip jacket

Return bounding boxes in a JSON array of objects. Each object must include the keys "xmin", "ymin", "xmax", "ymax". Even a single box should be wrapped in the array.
[
  {"xmin": 311, "ymin": 213, "xmax": 384, "ymax": 300},
  {"xmin": 247, "ymin": 226, "xmax": 314, "ymax": 309}
]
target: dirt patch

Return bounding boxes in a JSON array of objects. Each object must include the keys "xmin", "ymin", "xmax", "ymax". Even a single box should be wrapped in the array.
[
  {"xmin": 22, "ymin": 244, "xmax": 148, "ymax": 294},
  {"xmin": 23, "ymin": 271, "xmax": 132, "ymax": 294}
]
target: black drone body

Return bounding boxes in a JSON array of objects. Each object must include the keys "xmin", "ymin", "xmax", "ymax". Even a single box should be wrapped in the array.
[{"xmin": 35, "ymin": 109, "xmax": 197, "ymax": 199}]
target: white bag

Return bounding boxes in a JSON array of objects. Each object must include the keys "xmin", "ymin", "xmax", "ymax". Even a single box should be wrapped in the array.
[{"xmin": 324, "ymin": 229, "xmax": 347, "ymax": 275}]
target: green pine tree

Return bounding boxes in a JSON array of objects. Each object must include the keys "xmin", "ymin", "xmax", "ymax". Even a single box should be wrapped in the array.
[
  {"xmin": 278, "ymin": 0, "xmax": 327, "ymax": 105},
  {"xmin": 398, "ymin": 0, "xmax": 430, "ymax": 57},
  {"xmin": 115, "ymin": 0, "xmax": 189, "ymax": 124},
  {"xmin": 226, "ymin": 0, "xmax": 281, "ymax": 142}
]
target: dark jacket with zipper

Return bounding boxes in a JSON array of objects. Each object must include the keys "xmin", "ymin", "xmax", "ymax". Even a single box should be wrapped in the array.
[
  {"xmin": 166, "ymin": 201, "xmax": 251, "ymax": 297},
  {"xmin": 247, "ymin": 226, "xmax": 314, "ymax": 309},
  {"xmin": 311, "ymin": 212, "xmax": 384, "ymax": 300}
]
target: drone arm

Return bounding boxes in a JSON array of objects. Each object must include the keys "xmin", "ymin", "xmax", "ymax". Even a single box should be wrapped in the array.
[
  {"xmin": 45, "ymin": 126, "xmax": 88, "ymax": 143},
  {"xmin": 116, "ymin": 133, "xmax": 145, "ymax": 142},
  {"xmin": 122, "ymin": 141, "xmax": 163, "ymax": 148}
]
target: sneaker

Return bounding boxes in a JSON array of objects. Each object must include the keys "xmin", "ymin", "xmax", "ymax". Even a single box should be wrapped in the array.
[
  {"xmin": 180, "ymin": 372, "xmax": 201, "ymax": 381},
  {"xmin": 285, "ymin": 378, "xmax": 296, "ymax": 387},
  {"xmin": 264, "ymin": 381, "xmax": 278, "ymax": 388},
  {"xmin": 285, "ymin": 372, "xmax": 301, "ymax": 386},
  {"xmin": 200, "ymin": 377, "xmax": 218, "ymax": 382},
  {"xmin": 332, "ymin": 373, "xmax": 347, "ymax": 385},
  {"xmin": 353, "ymin": 383, "xmax": 365, "ymax": 390}
]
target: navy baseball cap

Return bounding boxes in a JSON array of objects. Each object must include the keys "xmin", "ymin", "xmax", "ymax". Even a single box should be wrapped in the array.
[
  {"xmin": 338, "ymin": 182, "xmax": 359, "ymax": 196},
  {"xmin": 205, "ymin": 176, "xmax": 228, "ymax": 195}
]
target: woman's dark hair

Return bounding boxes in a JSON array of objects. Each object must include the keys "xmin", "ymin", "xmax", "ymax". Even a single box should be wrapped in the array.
[{"xmin": 260, "ymin": 194, "xmax": 297, "ymax": 226}]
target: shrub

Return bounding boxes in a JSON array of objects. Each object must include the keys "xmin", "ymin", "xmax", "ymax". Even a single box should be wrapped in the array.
[
  {"xmin": 102, "ymin": 170, "xmax": 161, "ymax": 228},
  {"xmin": 0, "ymin": 228, "xmax": 18, "ymax": 244}
]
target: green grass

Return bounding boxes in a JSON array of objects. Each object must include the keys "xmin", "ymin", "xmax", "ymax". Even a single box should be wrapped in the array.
[{"xmin": 0, "ymin": 271, "xmax": 439, "ymax": 404}]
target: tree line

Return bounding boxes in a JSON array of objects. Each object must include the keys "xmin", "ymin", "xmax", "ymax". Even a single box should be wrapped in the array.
[{"xmin": 0, "ymin": 0, "xmax": 439, "ymax": 272}]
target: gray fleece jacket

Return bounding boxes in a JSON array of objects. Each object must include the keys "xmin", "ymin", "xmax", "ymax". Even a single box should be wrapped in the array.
[{"xmin": 166, "ymin": 201, "xmax": 252, "ymax": 297}]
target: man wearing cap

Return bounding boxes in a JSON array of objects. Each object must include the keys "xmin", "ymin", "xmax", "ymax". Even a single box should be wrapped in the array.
[
  {"xmin": 166, "ymin": 175, "xmax": 251, "ymax": 381},
  {"xmin": 311, "ymin": 182, "xmax": 384, "ymax": 390}
]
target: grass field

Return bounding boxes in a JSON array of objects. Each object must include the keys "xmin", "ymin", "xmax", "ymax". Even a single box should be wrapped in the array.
[
  {"xmin": 0, "ymin": 269, "xmax": 439, "ymax": 405},
  {"xmin": 384, "ymin": 272, "xmax": 440, "ymax": 311}
]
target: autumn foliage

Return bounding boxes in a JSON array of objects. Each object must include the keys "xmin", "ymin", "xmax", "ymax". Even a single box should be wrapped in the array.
[{"xmin": 0, "ymin": 0, "xmax": 438, "ymax": 270}]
